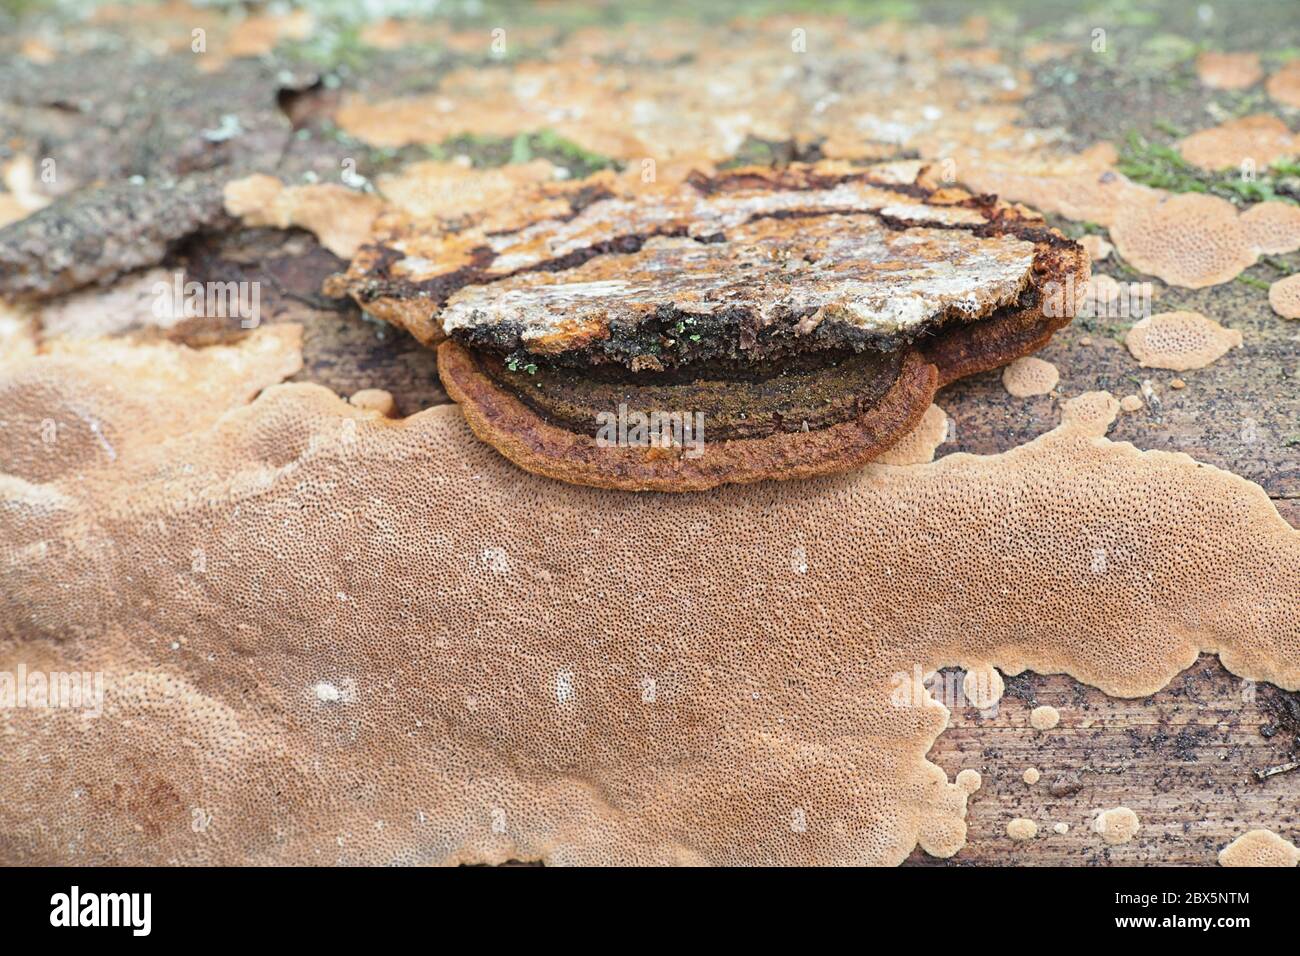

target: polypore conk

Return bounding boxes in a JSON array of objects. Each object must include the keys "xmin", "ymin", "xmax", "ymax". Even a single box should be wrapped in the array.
[{"xmin": 334, "ymin": 160, "xmax": 1087, "ymax": 491}]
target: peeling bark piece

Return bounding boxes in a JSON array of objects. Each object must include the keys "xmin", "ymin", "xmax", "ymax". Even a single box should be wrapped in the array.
[
  {"xmin": 441, "ymin": 216, "xmax": 1041, "ymax": 365},
  {"xmin": 0, "ymin": 172, "xmax": 233, "ymax": 300},
  {"xmin": 333, "ymin": 163, "xmax": 1078, "ymax": 355}
]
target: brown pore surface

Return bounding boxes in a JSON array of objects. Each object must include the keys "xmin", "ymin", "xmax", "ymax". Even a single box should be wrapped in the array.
[{"xmin": 1, "ymin": 357, "xmax": 1296, "ymax": 865}]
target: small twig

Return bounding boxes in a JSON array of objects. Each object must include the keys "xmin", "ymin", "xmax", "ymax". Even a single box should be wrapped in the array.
[{"xmin": 1253, "ymin": 760, "xmax": 1300, "ymax": 782}]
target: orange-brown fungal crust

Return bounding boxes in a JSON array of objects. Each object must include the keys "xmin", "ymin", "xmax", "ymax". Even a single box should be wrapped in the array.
[
  {"xmin": 1241, "ymin": 201, "xmax": 1300, "ymax": 255},
  {"xmin": 1218, "ymin": 829, "xmax": 1300, "ymax": 867},
  {"xmin": 1267, "ymin": 59, "xmax": 1300, "ymax": 109},
  {"xmin": 1124, "ymin": 311, "xmax": 1243, "ymax": 371},
  {"xmin": 1195, "ymin": 51, "xmax": 1264, "ymax": 90},
  {"xmin": 1110, "ymin": 193, "xmax": 1258, "ymax": 289},
  {"xmin": 1177, "ymin": 115, "xmax": 1298, "ymax": 172},
  {"xmin": 1268, "ymin": 273, "xmax": 1300, "ymax": 319},
  {"xmin": 2, "ymin": 372, "xmax": 1298, "ymax": 865},
  {"xmin": 437, "ymin": 340, "xmax": 938, "ymax": 492}
]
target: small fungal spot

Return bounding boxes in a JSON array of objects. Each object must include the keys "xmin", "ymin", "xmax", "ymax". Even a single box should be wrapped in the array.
[
  {"xmin": 1007, "ymin": 818, "xmax": 1038, "ymax": 841},
  {"xmin": 1078, "ymin": 335, "xmax": 1093, "ymax": 347},
  {"xmin": 481, "ymin": 547, "xmax": 511, "ymax": 574},
  {"xmin": 1268, "ymin": 274, "xmax": 1300, "ymax": 320},
  {"xmin": 1195, "ymin": 51, "xmax": 1263, "ymax": 90},
  {"xmin": 1218, "ymin": 829, "xmax": 1300, "ymax": 867},
  {"xmin": 962, "ymin": 663, "xmax": 1004, "ymax": 709},
  {"xmin": 1002, "ymin": 356, "xmax": 1059, "ymax": 398},
  {"xmin": 349, "ymin": 388, "xmax": 398, "ymax": 417},
  {"xmin": 1079, "ymin": 234, "xmax": 1112, "ymax": 261},
  {"xmin": 555, "ymin": 670, "xmax": 575, "ymax": 704},
  {"xmin": 1170, "ymin": 378, "xmax": 1186, "ymax": 390},
  {"xmin": 1119, "ymin": 394, "xmax": 1144, "ymax": 413},
  {"xmin": 1093, "ymin": 806, "xmax": 1140, "ymax": 845},
  {"xmin": 1059, "ymin": 390, "xmax": 1120, "ymax": 437},
  {"xmin": 955, "ymin": 769, "xmax": 982, "ymax": 794},
  {"xmin": 1125, "ymin": 311, "xmax": 1243, "ymax": 371},
  {"xmin": 1030, "ymin": 704, "xmax": 1060, "ymax": 730},
  {"xmin": 1023, "ymin": 767, "xmax": 1041, "ymax": 785},
  {"xmin": 1053, "ymin": 822, "xmax": 1070, "ymax": 835}
]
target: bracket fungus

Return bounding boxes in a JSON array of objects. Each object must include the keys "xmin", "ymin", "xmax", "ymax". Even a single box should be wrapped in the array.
[{"xmin": 335, "ymin": 161, "xmax": 1086, "ymax": 491}]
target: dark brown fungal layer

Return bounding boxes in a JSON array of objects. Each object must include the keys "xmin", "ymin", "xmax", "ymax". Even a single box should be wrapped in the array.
[
  {"xmin": 481, "ymin": 348, "xmax": 906, "ymax": 442},
  {"xmin": 438, "ymin": 339, "xmax": 938, "ymax": 493}
]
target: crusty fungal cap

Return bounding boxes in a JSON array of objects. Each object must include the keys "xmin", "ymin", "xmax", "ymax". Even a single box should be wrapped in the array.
[
  {"xmin": 1029, "ymin": 704, "xmax": 1060, "ymax": 730},
  {"xmin": 1022, "ymin": 767, "xmax": 1040, "ymax": 785},
  {"xmin": 1007, "ymin": 818, "xmax": 1038, "ymax": 841},
  {"xmin": 1125, "ymin": 311, "xmax": 1243, "ymax": 371},
  {"xmin": 1002, "ymin": 356, "xmax": 1059, "ymax": 397},
  {"xmin": 1241, "ymin": 201, "xmax": 1300, "ymax": 255},
  {"xmin": 3, "ymin": 369, "xmax": 1298, "ymax": 865},
  {"xmin": 1093, "ymin": 806, "xmax": 1140, "ymax": 845},
  {"xmin": 955, "ymin": 769, "xmax": 982, "ymax": 794},
  {"xmin": 439, "ymin": 215, "xmax": 1038, "ymax": 348},
  {"xmin": 1268, "ymin": 274, "xmax": 1300, "ymax": 319},
  {"xmin": 1195, "ymin": 51, "xmax": 1264, "ymax": 90},
  {"xmin": 1218, "ymin": 829, "xmax": 1300, "ymax": 867},
  {"xmin": 1110, "ymin": 193, "xmax": 1257, "ymax": 289},
  {"xmin": 332, "ymin": 161, "xmax": 1087, "ymax": 358},
  {"xmin": 1267, "ymin": 59, "xmax": 1300, "ymax": 109},
  {"xmin": 1178, "ymin": 115, "xmax": 1297, "ymax": 171}
]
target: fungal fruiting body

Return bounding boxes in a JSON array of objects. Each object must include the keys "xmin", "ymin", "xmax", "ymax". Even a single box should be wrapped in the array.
[
  {"xmin": 2, "ymin": 340, "xmax": 1298, "ymax": 866},
  {"xmin": 1093, "ymin": 807, "xmax": 1141, "ymax": 846},
  {"xmin": 336, "ymin": 161, "xmax": 1087, "ymax": 491},
  {"xmin": 1218, "ymin": 829, "xmax": 1300, "ymax": 867}
]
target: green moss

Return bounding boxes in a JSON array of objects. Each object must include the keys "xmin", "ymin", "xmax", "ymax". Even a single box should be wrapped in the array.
[
  {"xmin": 426, "ymin": 129, "xmax": 619, "ymax": 177},
  {"xmin": 1118, "ymin": 130, "xmax": 1300, "ymax": 205}
]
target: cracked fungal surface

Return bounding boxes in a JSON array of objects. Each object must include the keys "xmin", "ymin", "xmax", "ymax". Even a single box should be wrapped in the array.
[{"xmin": 332, "ymin": 161, "xmax": 1085, "ymax": 491}]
